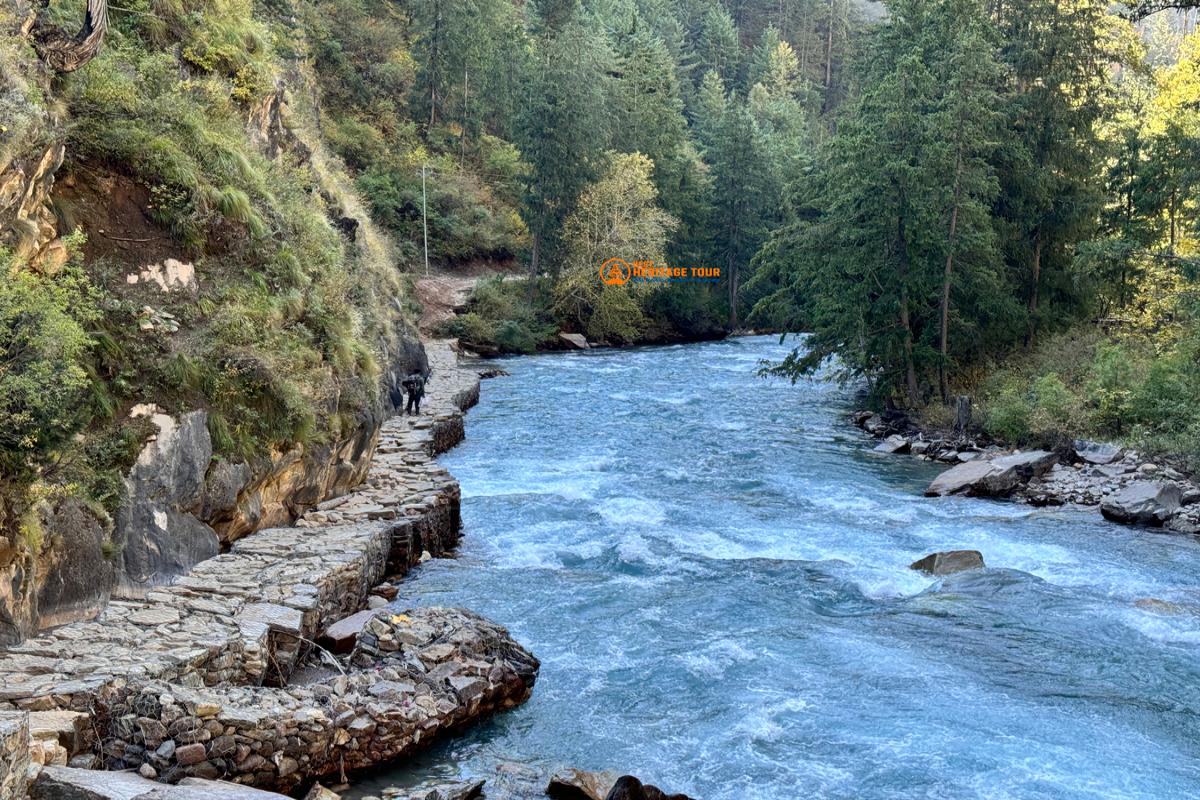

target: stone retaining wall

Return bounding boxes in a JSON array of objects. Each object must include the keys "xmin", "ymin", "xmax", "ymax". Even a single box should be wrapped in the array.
[
  {"xmin": 91, "ymin": 609, "xmax": 537, "ymax": 792},
  {"xmin": 0, "ymin": 340, "xmax": 511, "ymax": 799},
  {"xmin": 0, "ymin": 713, "xmax": 30, "ymax": 800}
]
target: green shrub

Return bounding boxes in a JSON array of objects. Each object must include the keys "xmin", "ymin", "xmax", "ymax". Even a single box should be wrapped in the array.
[
  {"xmin": 0, "ymin": 256, "xmax": 98, "ymax": 482},
  {"xmin": 1085, "ymin": 343, "xmax": 1138, "ymax": 435},
  {"xmin": 983, "ymin": 375, "xmax": 1032, "ymax": 443},
  {"xmin": 1027, "ymin": 373, "xmax": 1080, "ymax": 446}
]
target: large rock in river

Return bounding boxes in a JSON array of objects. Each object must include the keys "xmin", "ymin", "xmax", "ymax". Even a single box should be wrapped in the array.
[
  {"xmin": 874, "ymin": 435, "xmax": 910, "ymax": 454},
  {"xmin": 926, "ymin": 450, "xmax": 1056, "ymax": 497},
  {"xmin": 547, "ymin": 770, "xmax": 692, "ymax": 800},
  {"xmin": 1100, "ymin": 482, "xmax": 1182, "ymax": 526},
  {"xmin": 910, "ymin": 550, "xmax": 985, "ymax": 576}
]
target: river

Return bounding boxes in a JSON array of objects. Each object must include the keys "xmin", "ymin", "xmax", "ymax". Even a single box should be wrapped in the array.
[{"xmin": 358, "ymin": 335, "xmax": 1200, "ymax": 799}]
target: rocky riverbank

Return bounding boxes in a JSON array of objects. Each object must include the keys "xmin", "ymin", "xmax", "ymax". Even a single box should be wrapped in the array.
[
  {"xmin": 0, "ymin": 340, "xmax": 539, "ymax": 799},
  {"xmin": 853, "ymin": 410, "xmax": 1200, "ymax": 533}
]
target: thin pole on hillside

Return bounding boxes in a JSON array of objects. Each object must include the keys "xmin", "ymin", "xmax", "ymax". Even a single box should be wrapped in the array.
[{"xmin": 421, "ymin": 164, "xmax": 430, "ymax": 278}]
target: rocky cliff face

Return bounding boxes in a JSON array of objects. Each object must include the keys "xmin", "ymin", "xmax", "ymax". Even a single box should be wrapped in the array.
[{"xmin": 0, "ymin": 2, "xmax": 425, "ymax": 641}]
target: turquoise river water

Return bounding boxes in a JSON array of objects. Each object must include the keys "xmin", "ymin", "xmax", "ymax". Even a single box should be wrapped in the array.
[{"xmin": 362, "ymin": 335, "xmax": 1200, "ymax": 799}]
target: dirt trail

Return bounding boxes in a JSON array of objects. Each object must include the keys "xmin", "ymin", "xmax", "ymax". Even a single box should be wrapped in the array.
[{"xmin": 412, "ymin": 261, "xmax": 521, "ymax": 334}]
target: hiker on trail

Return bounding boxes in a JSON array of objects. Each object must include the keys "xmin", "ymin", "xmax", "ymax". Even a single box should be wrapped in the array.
[
  {"xmin": 388, "ymin": 374, "xmax": 406, "ymax": 410},
  {"xmin": 402, "ymin": 371, "xmax": 427, "ymax": 415}
]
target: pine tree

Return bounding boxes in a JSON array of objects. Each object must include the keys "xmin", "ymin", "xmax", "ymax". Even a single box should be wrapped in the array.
[
  {"xmin": 517, "ymin": 3, "xmax": 613, "ymax": 276},
  {"xmin": 695, "ymin": 4, "xmax": 741, "ymax": 88},
  {"xmin": 926, "ymin": 0, "xmax": 1006, "ymax": 400},
  {"xmin": 995, "ymin": 0, "xmax": 1111, "ymax": 346},
  {"xmin": 708, "ymin": 102, "xmax": 773, "ymax": 329}
]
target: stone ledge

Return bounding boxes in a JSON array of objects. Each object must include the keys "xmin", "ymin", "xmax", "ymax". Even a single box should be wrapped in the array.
[
  {"xmin": 92, "ymin": 608, "xmax": 538, "ymax": 792},
  {"xmin": 0, "ymin": 340, "xmax": 515, "ymax": 798}
]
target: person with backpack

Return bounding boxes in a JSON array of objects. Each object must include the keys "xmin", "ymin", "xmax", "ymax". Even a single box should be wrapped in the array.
[{"xmin": 402, "ymin": 371, "xmax": 427, "ymax": 415}]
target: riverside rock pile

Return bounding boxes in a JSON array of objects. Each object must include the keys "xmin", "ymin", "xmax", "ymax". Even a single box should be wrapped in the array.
[
  {"xmin": 0, "ymin": 341, "xmax": 536, "ymax": 798},
  {"xmin": 854, "ymin": 410, "xmax": 1200, "ymax": 533},
  {"xmin": 93, "ymin": 608, "xmax": 537, "ymax": 792}
]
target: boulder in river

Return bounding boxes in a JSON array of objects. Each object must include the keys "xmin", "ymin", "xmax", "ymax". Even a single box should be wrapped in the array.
[
  {"xmin": 874, "ymin": 435, "xmax": 910, "ymax": 454},
  {"xmin": 910, "ymin": 550, "xmax": 985, "ymax": 576},
  {"xmin": 604, "ymin": 776, "xmax": 693, "ymax": 800},
  {"xmin": 547, "ymin": 770, "xmax": 693, "ymax": 800},
  {"xmin": 1100, "ymin": 482, "xmax": 1182, "ymax": 526},
  {"xmin": 548, "ymin": 769, "xmax": 621, "ymax": 800},
  {"xmin": 926, "ymin": 451, "xmax": 1056, "ymax": 497},
  {"xmin": 378, "ymin": 779, "xmax": 484, "ymax": 800}
]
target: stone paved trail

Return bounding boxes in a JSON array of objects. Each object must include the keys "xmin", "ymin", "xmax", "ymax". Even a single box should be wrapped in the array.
[{"xmin": 0, "ymin": 340, "xmax": 530, "ymax": 798}]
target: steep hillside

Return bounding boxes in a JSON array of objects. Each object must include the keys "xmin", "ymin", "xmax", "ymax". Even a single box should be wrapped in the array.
[{"xmin": 0, "ymin": 0, "xmax": 424, "ymax": 642}]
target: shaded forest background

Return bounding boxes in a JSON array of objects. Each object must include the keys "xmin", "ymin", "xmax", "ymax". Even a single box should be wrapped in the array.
[{"xmin": 5, "ymin": 0, "xmax": 1200, "ymax": 558}]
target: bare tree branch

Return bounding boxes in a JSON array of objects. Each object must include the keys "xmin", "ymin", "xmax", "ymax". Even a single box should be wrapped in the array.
[{"xmin": 33, "ymin": 0, "xmax": 108, "ymax": 73}]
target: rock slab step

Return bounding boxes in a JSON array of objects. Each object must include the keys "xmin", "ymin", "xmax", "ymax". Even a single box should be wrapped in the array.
[
  {"xmin": 926, "ymin": 451, "xmax": 1056, "ymax": 497},
  {"xmin": 29, "ymin": 767, "xmax": 288, "ymax": 800}
]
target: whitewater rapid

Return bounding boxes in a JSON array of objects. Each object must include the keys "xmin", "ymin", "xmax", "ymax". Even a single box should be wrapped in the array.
[{"xmin": 362, "ymin": 335, "xmax": 1200, "ymax": 799}]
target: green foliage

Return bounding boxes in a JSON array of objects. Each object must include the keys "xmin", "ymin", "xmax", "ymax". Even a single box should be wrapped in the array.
[
  {"xmin": 977, "ymin": 326, "xmax": 1200, "ymax": 468},
  {"xmin": 443, "ymin": 277, "xmax": 558, "ymax": 354},
  {"xmin": 1085, "ymin": 343, "xmax": 1139, "ymax": 434},
  {"xmin": 0, "ymin": 253, "xmax": 98, "ymax": 482},
  {"xmin": 556, "ymin": 152, "xmax": 678, "ymax": 343}
]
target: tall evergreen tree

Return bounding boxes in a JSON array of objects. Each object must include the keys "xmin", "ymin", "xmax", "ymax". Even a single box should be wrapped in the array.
[
  {"xmin": 995, "ymin": 0, "xmax": 1111, "ymax": 346},
  {"xmin": 517, "ymin": 1, "xmax": 612, "ymax": 275},
  {"xmin": 709, "ymin": 102, "xmax": 773, "ymax": 329}
]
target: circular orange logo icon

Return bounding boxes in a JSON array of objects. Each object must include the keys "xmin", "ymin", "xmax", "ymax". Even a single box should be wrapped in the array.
[{"xmin": 600, "ymin": 258, "xmax": 631, "ymax": 286}]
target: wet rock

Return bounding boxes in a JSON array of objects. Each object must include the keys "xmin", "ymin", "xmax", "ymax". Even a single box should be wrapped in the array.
[
  {"xmin": 558, "ymin": 333, "xmax": 590, "ymax": 349},
  {"xmin": 926, "ymin": 451, "xmax": 1056, "ymax": 497},
  {"xmin": 305, "ymin": 786, "xmax": 342, "ymax": 800},
  {"xmin": 1073, "ymin": 440, "xmax": 1123, "ymax": 465},
  {"xmin": 1100, "ymin": 482, "xmax": 1182, "ymax": 527},
  {"xmin": 910, "ymin": 550, "xmax": 985, "ymax": 576},
  {"xmin": 372, "ymin": 582, "xmax": 399, "ymax": 600},
  {"xmin": 380, "ymin": 779, "xmax": 484, "ymax": 800},
  {"xmin": 603, "ymin": 776, "xmax": 693, "ymax": 800},
  {"xmin": 1165, "ymin": 514, "xmax": 1200, "ymax": 535},
  {"xmin": 547, "ymin": 769, "xmax": 622, "ymax": 800},
  {"xmin": 874, "ymin": 435, "xmax": 910, "ymax": 454}
]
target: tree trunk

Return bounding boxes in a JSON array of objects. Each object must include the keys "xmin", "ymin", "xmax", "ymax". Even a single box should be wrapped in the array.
[
  {"xmin": 939, "ymin": 140, "xmax": 965, "ymax": 403},
  {"xmin": 428, "ymin": 0, "xmax": 442, "ymax": 127},
  {"xmin": 1169, "ymin": 188, "xmax": 1178, "ymax": 254},
  {"xmin": 824, "ymin": 0, "xmax": 835, "ymax": 90},
  {"xmin": 1025, "ymin": 231, "xmax": 1042, "ymax": 347},
  {"xmin": 727, "ymin": 246, "xmax": 739, "ymax": 330},
  {"xmin": 896, "ymin": 213, "xmax": 919, "ymax": 407},
  {"xmin": 33, "ymin": 0, "xmax": 108, "ymax": 72}
]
